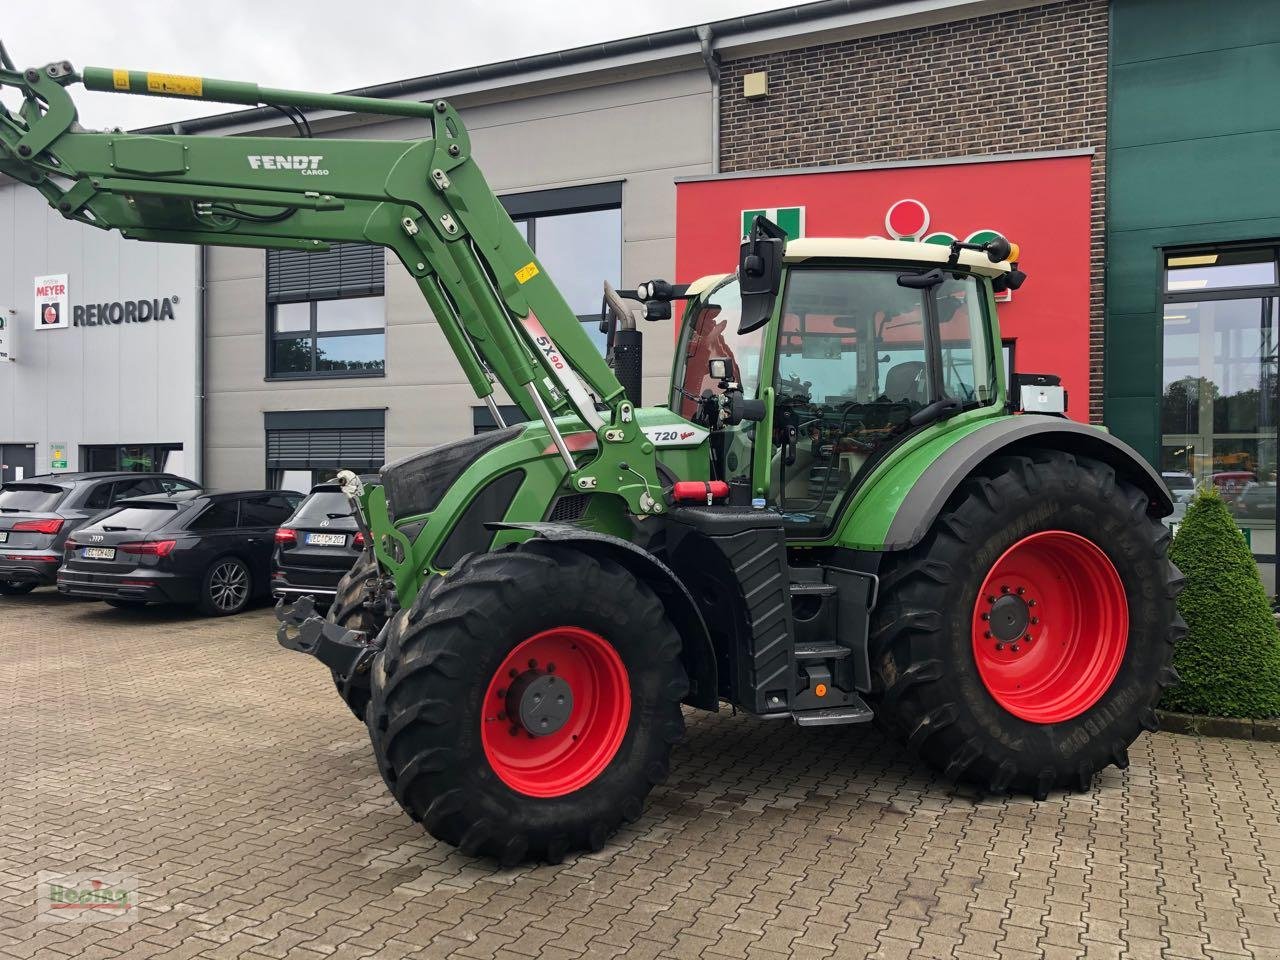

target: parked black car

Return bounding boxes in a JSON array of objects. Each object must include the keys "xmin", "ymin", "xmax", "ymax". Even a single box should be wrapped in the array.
[
  {"xmin": 0, "ymin": 472, "xmax": 200, "ymax": 594},
  {"xmin": 58, "ymin": 489, "xmax": 302, "ymax": 615},
  {"xmin": 271, "ymin": 477, "xmax": 377, "ymax": 604}
]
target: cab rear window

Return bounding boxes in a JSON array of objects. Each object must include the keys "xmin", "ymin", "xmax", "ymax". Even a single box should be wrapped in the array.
[{"xmin": 0, "ymin": 484, "xmax": 65, "ymax": 512}]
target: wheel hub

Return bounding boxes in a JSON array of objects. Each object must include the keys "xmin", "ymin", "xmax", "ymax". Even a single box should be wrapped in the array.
[
  {"xmin": 988, "ymin": 592, "xmax": 1030, "ymax": 642},
  {"xmin": 507, "ymin": 670, "xmax": 574, "ymax": 737}
]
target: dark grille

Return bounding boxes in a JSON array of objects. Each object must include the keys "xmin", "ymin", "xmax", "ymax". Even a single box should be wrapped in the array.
[
  {"xmin": 265, "ymin": 427, "xmax": 385, "ymax": 470},
  {"xmin": 547, "ymin": 493, "xmax": 591, "ymax": 523}
]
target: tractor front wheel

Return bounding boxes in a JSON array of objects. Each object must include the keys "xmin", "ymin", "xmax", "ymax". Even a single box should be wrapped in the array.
[
  {"xmin": 871, "ymin": 450, "xmax": 1183, "ymax": 797},
  {"xmin": 327, "ymin": 551, "xmax": 383, "ymax": 721},
  {"xmin": 366, "ymin": 540, "xmax": 687, "ymax": 864}
]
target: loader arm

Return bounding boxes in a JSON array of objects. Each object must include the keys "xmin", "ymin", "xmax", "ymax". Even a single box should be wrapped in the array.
[{"xmin": 0, "ymin": 53, "xmax": 664, "ymax": 515}]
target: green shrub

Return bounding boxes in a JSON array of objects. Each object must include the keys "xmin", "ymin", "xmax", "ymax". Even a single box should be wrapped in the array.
[{"xmin": 1163, "ymin": 485, "xmax": 1280, "ymax": 719}]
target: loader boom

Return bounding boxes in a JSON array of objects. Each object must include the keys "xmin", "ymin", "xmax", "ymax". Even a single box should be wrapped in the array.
[{"xmin": 0, "ymin": 54, "xmax": 663, "ymax": 513}]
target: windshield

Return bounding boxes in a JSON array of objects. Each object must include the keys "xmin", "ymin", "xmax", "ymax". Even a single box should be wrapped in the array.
[
  {"xmin": 671, "ymin": 277, "xmax": 763, "ymax": 418},
  {"xmin": 0, "ymin": 484, "xmax": 65, "ymax": 512},
  {"xmin": 772, "ymin": 267, "xmax": 994, "ymax": 535},
  {"xmin": 291, "ymin": 490, "xmax": 353, "ymax": 524}
]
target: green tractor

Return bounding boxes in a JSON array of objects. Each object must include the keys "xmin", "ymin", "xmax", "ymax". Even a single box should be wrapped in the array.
[{"xmin": 1, "ymin": 49, "xmax": 1182, "ymax": 865}]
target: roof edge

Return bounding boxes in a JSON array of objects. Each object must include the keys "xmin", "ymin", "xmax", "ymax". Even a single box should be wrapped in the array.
[{"xmin": 674, "ymin": 148, "xmax": 1097, "ymax": 183}]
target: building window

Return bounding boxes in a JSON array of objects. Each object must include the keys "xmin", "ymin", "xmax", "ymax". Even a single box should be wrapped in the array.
[
  {"xmin": 501, "ymin": 183, "xmax": 623, "ymax": 354},
  {"xmin": 81, "ymin": 443, "xmax": 184, "ymax": 474},
  {"xmin": 264, "ymin": 409, "xmax": 386, "ymax": 492},
  {"xmin": 266, "ymin": 243, "xmax": 386, "ymax": 379},
  {"xmin": 270, "ymin": 296, "xmax": 386, "ymax": 378},
  {"xmin": 1161, "ymin": 245, "xmax": 1280, "ymax": 587}
]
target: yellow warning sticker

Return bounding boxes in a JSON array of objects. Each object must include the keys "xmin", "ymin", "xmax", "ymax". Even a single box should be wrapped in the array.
[
  {"xmin": 515, "ymin": 262, "xmax": 540, "ymax": 285},
  {"xmin": 112, "ymin": 69, "xmax": 130, "ymax": 91},
  {"xmin": 146, "ymin": 72, "xmax": 203, "ymax": 97}
]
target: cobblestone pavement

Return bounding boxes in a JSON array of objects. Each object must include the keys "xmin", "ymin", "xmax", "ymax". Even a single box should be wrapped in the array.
[{"xmin": 3, "ymin": 589, "xmax": 1280, "ymax": 960}]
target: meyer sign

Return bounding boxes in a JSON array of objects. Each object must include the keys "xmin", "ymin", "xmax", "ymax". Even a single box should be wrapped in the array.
[{"xmin": 33, "ymin": 274, "xmax": 69, "ymax": 330}]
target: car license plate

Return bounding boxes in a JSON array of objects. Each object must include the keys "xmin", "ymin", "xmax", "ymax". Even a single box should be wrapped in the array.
[
  {"xmin": 83, "ymin": 546, "xmax": 116, "ymax": 560},
  {"xmin": 305, "ymin": 533, "xmax": 347, "ymax": 547},
  {"xmin": 0, "ymin": 532, "xmax": 7, "ymax": 543}
]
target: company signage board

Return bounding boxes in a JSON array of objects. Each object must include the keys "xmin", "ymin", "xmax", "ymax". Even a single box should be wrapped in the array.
[
  {"xmin": 0, "ymin": 307, "xmax": 11, "ymax": 360},
  {"xmin": 28, "ymin": 273, "xmax": 180, "ymax": 331},
  {"xmin": 33, "ymin": 274, "xmax": 69, "ymax": 330},
  {"xmin": 49, "ymin": 443, "xmax": 68, "ymax": 470}
]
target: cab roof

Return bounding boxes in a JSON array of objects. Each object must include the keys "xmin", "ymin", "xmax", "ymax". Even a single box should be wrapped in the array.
[
  {"xmin": 686, "ymin": 238, "xmax": 1014, "ymax": 294},
  {"xmin": 783, "ymin": 237, "xmax": 1012, "ymax": 277}
]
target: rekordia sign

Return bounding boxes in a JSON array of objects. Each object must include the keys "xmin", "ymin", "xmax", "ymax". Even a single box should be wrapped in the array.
[{"xmin": 33, "ymin": 274, "xmax": 69, "ymax": 330}]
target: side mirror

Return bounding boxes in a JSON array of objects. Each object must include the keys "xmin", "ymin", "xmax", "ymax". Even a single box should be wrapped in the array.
[
  {"xmin": 739, "ymin": 215, "xmax": 788, "ymax": 334},
  {"xmin": 983, "ymin": 236, "xmax": 1012, "ymax": 263},
  {"xmin": 708, "ymin": 357, "xmax": 733, "ymax": 382}
]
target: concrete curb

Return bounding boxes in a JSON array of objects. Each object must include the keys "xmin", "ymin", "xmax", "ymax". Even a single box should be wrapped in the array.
[{"xmin": 1157, "ymin": 710, "xmax": 1280, "ymax": 742}]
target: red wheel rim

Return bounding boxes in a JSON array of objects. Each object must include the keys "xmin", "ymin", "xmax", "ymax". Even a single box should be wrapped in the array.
[
  {"xmin": 481, "ymin": 626, "xmax": 630, "ymax": 798},
  {"xmin": 970, "ymin": 530, "xmax": 1128, "ymax": 724}
]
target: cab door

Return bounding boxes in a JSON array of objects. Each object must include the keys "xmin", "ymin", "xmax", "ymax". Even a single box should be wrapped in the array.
[{"xmin": 760, "ymin": 266, "xmax": 995, "ymax": 539}]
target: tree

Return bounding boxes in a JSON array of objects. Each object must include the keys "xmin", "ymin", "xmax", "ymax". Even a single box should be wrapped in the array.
[{"xmin": 1163, "ymin": 485, "xmax": 1280, "ymax": 718}]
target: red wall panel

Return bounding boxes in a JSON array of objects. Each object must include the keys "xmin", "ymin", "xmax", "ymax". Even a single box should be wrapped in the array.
[{"xmin": 675, "ymin": 155, "xmax": 1093, "ymax": 421}]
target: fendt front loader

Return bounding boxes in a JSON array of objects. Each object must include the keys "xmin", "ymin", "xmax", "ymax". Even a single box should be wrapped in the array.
[{"xmin": 1, "ymin": 48, "xmax": 1183, "ymax": 864}]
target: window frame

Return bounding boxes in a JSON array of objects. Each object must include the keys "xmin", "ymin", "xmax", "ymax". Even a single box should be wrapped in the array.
[
  {"xmin": 1159, "ymin": 242, "xmax": 1280, "ymax": 569},
  {"xmin": 266, "ymin": 294, "xmax": 387, "ymax": 381}
]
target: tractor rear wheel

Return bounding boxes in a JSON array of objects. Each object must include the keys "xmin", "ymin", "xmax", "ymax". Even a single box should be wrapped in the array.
[
  {"xmin": 327, "ymin": 551, "xmax": 383, "ymax": 721},
  {"xmin": 870, "ymin": 450, "xmax": 1183, "ymax": 797},
  {"xmin": 365, "ymin": 540, "xmax": 687, "ymax": 864}
]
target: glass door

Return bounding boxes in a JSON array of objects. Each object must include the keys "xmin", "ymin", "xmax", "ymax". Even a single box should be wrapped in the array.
[{"xmin": 1162, "ymin": 246, "xmax": 1280, "ymax": 592}]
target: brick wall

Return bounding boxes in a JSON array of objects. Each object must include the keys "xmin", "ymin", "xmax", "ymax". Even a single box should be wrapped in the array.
[{"xmin": 719, "ymin": 0, "xmax": 1109, "ymax": 422}]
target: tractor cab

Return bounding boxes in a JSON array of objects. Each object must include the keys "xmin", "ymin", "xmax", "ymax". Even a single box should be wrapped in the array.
[{"xmin": 669, "ymin": 227, "xmax": 1017, "ymax": 539}]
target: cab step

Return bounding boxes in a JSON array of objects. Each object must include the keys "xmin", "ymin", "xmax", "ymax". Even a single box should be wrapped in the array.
[
  {"xmin": 793, "ymin": 642, "xmax": 851, "ymax": 660},
  {"xmin": 793, "ymin": 696, "xmax": 874, "ymax": 727}
]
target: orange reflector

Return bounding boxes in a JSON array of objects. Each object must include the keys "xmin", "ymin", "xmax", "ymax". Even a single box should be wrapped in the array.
[{"xmin": 815, "ymin": 683, "xmax": 827, "ymax": 697}]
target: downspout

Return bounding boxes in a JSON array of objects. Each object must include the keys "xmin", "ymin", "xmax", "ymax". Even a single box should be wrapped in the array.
[
  {"xmin": 197, "ymin": 244, "xmax": 207, "ymax": 486},
  {"xmin": 697, "ymin": 25, "xmax": 721, "ymax": 175}
]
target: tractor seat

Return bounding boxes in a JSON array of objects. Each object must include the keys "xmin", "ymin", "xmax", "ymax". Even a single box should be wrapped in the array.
[{"xmin": 882, "ymin": 360, "xmax": 926, "ymax": 406}]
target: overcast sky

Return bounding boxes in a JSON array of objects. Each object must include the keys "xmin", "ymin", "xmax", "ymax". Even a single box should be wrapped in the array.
[{"xmin": 2, "ymin": 0, "xmax": 797, "ymax": 130}]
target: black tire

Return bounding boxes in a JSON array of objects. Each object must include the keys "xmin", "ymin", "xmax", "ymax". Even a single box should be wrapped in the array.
[
  {"xmin": 366, "ymin": 540, "xmax": 687, "ymax": 864},
  {"xmin": 196, "ymin": 556, "xmax": 253, "ymax": 616},
  {"xmin": 328, "ymin": 552, "xmax": 383, "ymax": 721},
  {"xmin": 0, "ymin": 582, "xmax": 37, "ymax": 596},
  {"xmin": 105, "ymin": 598, "xmax": 147, "ymax": 609},
  {"xmin": 870, "ymin": 450, "xmax": 1183, "ymax": 798}
]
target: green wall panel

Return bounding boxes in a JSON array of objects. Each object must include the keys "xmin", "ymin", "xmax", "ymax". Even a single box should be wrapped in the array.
[
  {"xmin": 1112, "ymin": 0, "xmax": 1280, "ymax": 64},
  {"xmin": 1112, "ymin": 43, "xmax": 1280, "ymax": 148},
  {"xmin": 1106, "ymin": 0, "xmax": 1280, "ymax": 469},
  {"xmin": 1110, "ymin": 130, "xmax": 1280, "ymax": 233}
]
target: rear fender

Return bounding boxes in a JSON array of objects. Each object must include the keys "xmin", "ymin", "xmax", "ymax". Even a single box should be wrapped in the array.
[
  {"xmin": 870, "ymin": 415, "xmax": 1173, "ymax": 552},
  {"xmin": 492, "ymin": 522, "xmax": 719, "ymax": 712}
]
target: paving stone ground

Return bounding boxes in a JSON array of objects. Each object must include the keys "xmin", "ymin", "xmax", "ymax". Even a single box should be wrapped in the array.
[{"xmin": 3, "ymin": 588, "xmax": 1280, "ymax": 960}]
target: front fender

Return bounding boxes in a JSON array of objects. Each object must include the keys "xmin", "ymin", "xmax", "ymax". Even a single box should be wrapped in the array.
[
  {"xmin": 843, "ymin": 415, "xmax": 1173, "ymax": 552},
  {"xmin": 491, "ymin": 522, "xmax": 719, "ymax": 712}
]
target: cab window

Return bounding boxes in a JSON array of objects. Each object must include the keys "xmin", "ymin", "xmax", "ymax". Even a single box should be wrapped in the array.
[{"xmin": 770, "ymin": 267, "xmax": 993, "ymax": 536}]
